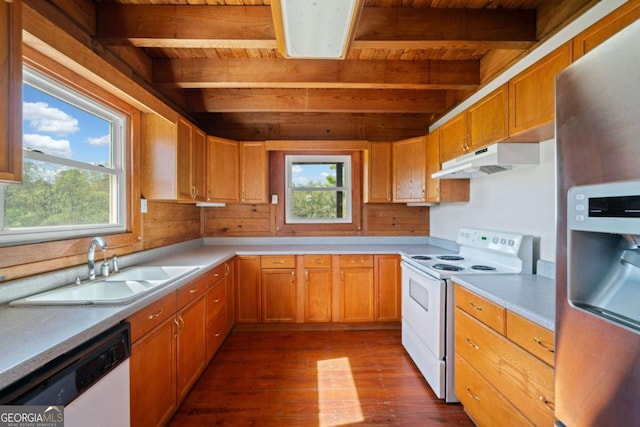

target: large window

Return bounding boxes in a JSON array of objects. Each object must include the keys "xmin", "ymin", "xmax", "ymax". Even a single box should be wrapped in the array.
[
  {"xmin": 285, "ymin": 154, "xmax": 352, "ymax": 224},
  {"xmin": 0, "ymin": 67, "xmax": 127, "ymax": 245}
]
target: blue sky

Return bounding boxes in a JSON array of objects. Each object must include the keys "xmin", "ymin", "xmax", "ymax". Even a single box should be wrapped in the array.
[
  {"xmin": 22, "ymin": 84, "xmax": 111, "ymax": 164},
  {"xmin": 291, "ymin": 163, "xmax": 336, "ymax": 188}
]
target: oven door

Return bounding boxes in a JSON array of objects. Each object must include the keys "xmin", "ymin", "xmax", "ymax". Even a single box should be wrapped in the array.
[{"xmin": 401, "ymin": 261, "xmax": 446, "ymax": 398}]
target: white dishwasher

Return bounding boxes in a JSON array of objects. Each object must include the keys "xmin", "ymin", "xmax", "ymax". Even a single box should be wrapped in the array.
[{"xmin": 1, "ymin": 322, "xmax": 131, "ymax": 427}]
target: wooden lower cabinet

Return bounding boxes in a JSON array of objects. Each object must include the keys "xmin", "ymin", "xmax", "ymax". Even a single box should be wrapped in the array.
[
  {"xmin": 235, "ymin": 256, "xmax": 261, "ymax": 323},
  {"xmin": 303, "ymin": 255, "xmax": 332, "ymax": 322},
  {"xmin": 374, "ymin": 254, "xmax": 401, "ymax": 321},
  {"xmin": 234, "ymin": 254, "xmax": 400, "ymax": 324},
  {"xmin": 205, "ymin": 263, "xmax": 231, "ymax": 361},
  {"xmin": 454, "ymin": 284, "xmax": 555, "ymax": 427},
  {"xmin": 129, "ymin": 266, "xmax": 233, "ymax": 427},
  {"xmin": 176, "ymin": 296, "xmax": 206, "ymax": 403},
  {"xmin": 261, "ymin": 268, "xmax": 296, "ymax": 322},
  {"xmin": 130, "ymin": 316, "xmax": 177, "ymax": 427}
]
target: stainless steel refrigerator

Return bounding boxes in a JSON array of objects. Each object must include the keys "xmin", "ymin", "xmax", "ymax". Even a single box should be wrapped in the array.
[{"xmin": 555, "ymin": 18, "xmax": 640, "ymax": 426}]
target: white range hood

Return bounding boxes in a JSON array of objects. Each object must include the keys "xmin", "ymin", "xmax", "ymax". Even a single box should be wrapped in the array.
[{"xmin": 432, "ymin": 143, "xmax": 539, "ymax": 179}]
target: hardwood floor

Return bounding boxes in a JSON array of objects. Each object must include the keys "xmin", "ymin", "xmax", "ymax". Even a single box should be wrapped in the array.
[{"xmin": 169, "ymin": 329, "xmax": 474, "ymax": 426}]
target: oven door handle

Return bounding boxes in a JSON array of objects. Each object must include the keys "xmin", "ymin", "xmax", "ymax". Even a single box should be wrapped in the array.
[{"xmin": 409, "ymin": 279, "xmax": 430, "ymax": 312}]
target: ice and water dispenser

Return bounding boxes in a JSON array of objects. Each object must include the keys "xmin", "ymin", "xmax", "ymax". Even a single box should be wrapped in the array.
[{"xmin": 567, "ymin": 180, "xmax": 640, "ymax": 334}]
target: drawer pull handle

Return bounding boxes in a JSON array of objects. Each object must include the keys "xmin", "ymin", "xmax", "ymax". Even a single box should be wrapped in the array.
[
  {"xmin": 147, "ymin": 309, "xmax": 163, "ymax": 320},
  {"xmin": 468, "ymin": 302, "xmax": 483, "ymax": 311},
  {"xmin": 189, "ymin": 288, "xmax": 198, "ymax": 294},
  {"xmin": 350, "ymin": 259, "xmax": 364, "ymax": 264},
  {"xmin": 305, "ymin": 271, "xmax": 309, "ymax": 283},
  {"xmin": 214, "ymin": 298, "xmax": 221, "ymax": 303},
  {"xmin": 271, "ymin": 260, "xmax": 285, "ymax": 264},
  {"xmin": 213, "ymin": 273, "xmax": 220, "ymax": 277},
  {"xmin": 215, "ymin": 332, "xmax": 221, "ymax": 337},
  {"xmin": 465, "ymin": 337, "xmax": 480, "ymax": 350},
  {"xmin": 539, "ymin": 396, "xmax": 555, "ymax": 411},
  {"xmin": 312, "ymin": 260, "xmax": 323, "ymax": 264},
  {"xmin": 466, "ymin": 387, "xmax": 480, "ymax": 401},
  {"xmin": 533, "ymin": 337, "xmax": 555, "ymax": 353}
]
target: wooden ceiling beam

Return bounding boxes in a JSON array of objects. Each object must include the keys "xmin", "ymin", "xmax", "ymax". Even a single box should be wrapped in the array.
[
  {"xmin": 153, "ymin": 58, "xmax": 479, "ymax": 90},
  {"xmin": 95, "ymin": 4, "xmax": 536, "ymax": 51},
  {"xmin": 186, "ymin": 88, "xmax": 449, "ymax": 113}
]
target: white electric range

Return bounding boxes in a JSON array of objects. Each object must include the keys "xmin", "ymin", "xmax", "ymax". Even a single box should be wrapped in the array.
[{"xmin": 399, "ymin": 228, "xmax": 533, "ymax": 402}]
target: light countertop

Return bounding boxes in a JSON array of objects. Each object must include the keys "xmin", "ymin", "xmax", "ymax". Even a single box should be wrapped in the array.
[
  {"xmin": 451, "ymin": 273, "xmax": 556, "ymax": 331},
  {"xmin": 0, "ymin": 238, "xmax": 449, "ymax": 390}
]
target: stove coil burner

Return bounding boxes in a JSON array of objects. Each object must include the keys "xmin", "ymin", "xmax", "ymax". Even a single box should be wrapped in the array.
[
  {"xmin": 433, "ymin": 263, "xmax": 465, "ymax": 272},
  {"xmin": 437, "ymin": 255, "xmax": 465, "ymax": 261},
  {"xmin": 411, "ymin": 255, "xmax": 432, "ymax": 261},
  {"xmin": 471, "ymin": 265, "xmax": 497, "ymax": 271}
]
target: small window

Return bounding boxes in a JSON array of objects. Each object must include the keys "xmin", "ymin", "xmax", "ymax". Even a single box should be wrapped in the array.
[
  {"xmin": 0, "ymin": 67, "xmax": 127, "ymax": 245},
  {"xmin": 285, "ymin": 155, "xmax": 351, "ymax": 224}
]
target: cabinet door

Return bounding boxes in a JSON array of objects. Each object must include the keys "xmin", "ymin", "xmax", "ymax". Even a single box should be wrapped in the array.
[
  {"xmin": 240, "ymin": 141, "xmax": 269, "ymax": 204},
  {"xmin": 177, "ymin": 118, "xmax": 194, "ymax": 201},
  {"xmin": 0, "ymin": 0, "xmax": 21, "ymax": 183},
  {"xmin": 130, "ymin": 318, "xmax": 176, "ymax": 427},
  {"xmin": 206, "ymin": 136, "xmax": 239, "ymax": 203},
  {"xmin": 374, "ymin": 255, "xmax": 400, "ymax": 322},
  {"xmin": 439, "ymin": 112, "xmax": 468, "ymax": 163},
  {"xmin": 176, "ymin": 296, "xmax": 206, "ymax": 403},
  {"xmin": 468, "ymin": 84, "xmax": 508, "ymax": 150},
  {"xmin": 304, "ymin": 268, "xmax": 332, "ymax": 322},
  {"xmin": 425, "ymin": 131, "xmax": 470, "ymax": 203},
  {"xmin": 340, "ymin": 268, "xmax": 374, "ymax": 322},
  {"xmin": 192, "ymin": 127, "xmax": 207, "ymax": 202},
  {"xmin": 392, "ymin": 136, "xmax": 427, "ymax": 202},
  {"xmin": 141, "ymin": 114, "xmax": 178, "ymax": 200},
  {"xmin": 261, "ymin": 268, "xmax": 296, "ymax": 322},
  {"xmin": 365, "ymin": 142, "xmax": 392, "ymax": 203},
  {"xmin": 508, "ymin": 42, "xmax": 572, "ymax": 142},
  {"xmin": 235, "ymin": 256, "xmax": 261, "ymax": 323}
]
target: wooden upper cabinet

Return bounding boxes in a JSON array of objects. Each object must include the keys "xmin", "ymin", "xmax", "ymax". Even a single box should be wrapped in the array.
[
  {"xmin": 141, "ymin": 114, "xmax": 206, "ymax": 202},
  {"xmin": 507, "ymin": 42, "xmax": 572, "ymax": 142},
  {"xmin": 206, "ymin": 136, "xmax": 239, "ymax": 203},
  {"xmin": 439, "ymin": 112, "xmax": 468, "ymax": 164},
  {"xmin": 392, "ymin": 136, "xmax": 427, "ymax": 202},
  {"xmin": 0, "ymin": 0, "xmax": 22, "ymax": 184},
  {"xmin": 240, "ymin": 141, "xmax": 269, "ymax": 204},
  {"xmin": 468, "ymin": 84, "xmax": 508, "ymax": 150},
  {"xmin": 364, "ymin": 142, "xmax": 392, "ymax": 203},
  {"xmin": 573, "ymin": 1, "xmax": 640, "ymax": 59},
  {"xmin": 426, "ymin": 132, "xmax": 469, "ymax": 203}
]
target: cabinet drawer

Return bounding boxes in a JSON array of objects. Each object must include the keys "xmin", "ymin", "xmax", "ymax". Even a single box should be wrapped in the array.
[
  {"xmin": 208, "ymin": 262, "xmax": 228, "ymax": 286},
  {"xmin": 261, "ymin": 255, "xmax": 296, "ymax": 269},
  {"xmin": 304, "ymin": 255, "xmax": 331, "ymax": 269},
  {"xmin": 455, "ymin": 309, "xmax": 555, "ymax": 426},
  {"xmin": 177, "ymin": 273, "xmax": 209, "ymax": 309},
  {"xmin": 206, "ymin": 311, "xmax": 228, "ymax": 361},
  {"xmin": 339, "ymin": 255, "xmax": 373, "ymax": 268},
  {"xmin": 455, "ymin": 353, "xmax": 532, "ymax": 427},
  {"xmin": 455, "ymin": 284, "xmax": 505, "ymax": 334},
  {"xmin": 128, "ymin": 291, "xmax": 177, "ymax": 343},
  {"xmin": 507, "ymin": 311, "xmax": 555, "ymax": 367},
  {"xmin": 206, "ymin": 280, "xmax": 226, "ymax": 326}
]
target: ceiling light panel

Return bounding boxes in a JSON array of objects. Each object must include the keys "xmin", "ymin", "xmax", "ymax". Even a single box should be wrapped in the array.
[{"xmin": 280, "ymin": 0, "xmax": 359, "ymax": 59}]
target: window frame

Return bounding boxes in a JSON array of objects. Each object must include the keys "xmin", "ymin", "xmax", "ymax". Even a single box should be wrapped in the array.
[
  {"xmin": 0, "ymin": 66, "xmax": 128, "ymax": 245},
  {"xmin": 272, "ymin": 150, "xmax": 362, "ymax": 235},
  {"xmin": 284, "ymin": 154, "xmax": 352, "ymax": 224}
]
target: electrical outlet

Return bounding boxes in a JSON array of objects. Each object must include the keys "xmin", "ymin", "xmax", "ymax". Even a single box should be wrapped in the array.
[
  {"xmin": 141, "ymin": 198, "xmax": 148, "ymax": 213},
  {"xmin": 271, "ymin": 194, "xmax": 278, "ymax": 204}
]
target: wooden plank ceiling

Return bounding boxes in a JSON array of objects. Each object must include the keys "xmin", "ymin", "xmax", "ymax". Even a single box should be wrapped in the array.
[{"xmin": 92, "ymin": 0, "xmax": 594, "ymax": 141}]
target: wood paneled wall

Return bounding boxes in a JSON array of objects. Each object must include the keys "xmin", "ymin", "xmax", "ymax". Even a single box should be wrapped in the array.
[
  {"xmin": 143, "ymin": 201, "xmax": 202, "ymax": 250},
  {"xmin": 203, "ymin": 203, "xmax": 428, "ymax": 237}
]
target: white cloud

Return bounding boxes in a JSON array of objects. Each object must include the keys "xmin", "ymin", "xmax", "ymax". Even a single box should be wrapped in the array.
[
  {"xmin": 292, "ymin": 176, "xmax": 309, "ymax": 186},
  {"xmin": 88, "ymin": 135, "xmax": 110, "ymax": 146},
  {"xmin": 292, "ymin": 165, "xmax": 304, "ymax": 173},
  {"xmin": 24, "ymin": 134, "xmax": 72, "ymax": 158},
  {"xmin": 23, "ymin": 102, "xmax": 79, "ymax": 136}
]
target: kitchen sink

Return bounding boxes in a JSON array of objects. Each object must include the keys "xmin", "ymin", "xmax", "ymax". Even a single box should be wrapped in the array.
[{"xmin": 10, "ymin": 265, "xmax": 199, "ymax": 306}]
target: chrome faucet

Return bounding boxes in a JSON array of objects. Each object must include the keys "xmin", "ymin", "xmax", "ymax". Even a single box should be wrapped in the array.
[{"xmin": 87, "ymin": 236, "xmax": 107, "ymax": 280}]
